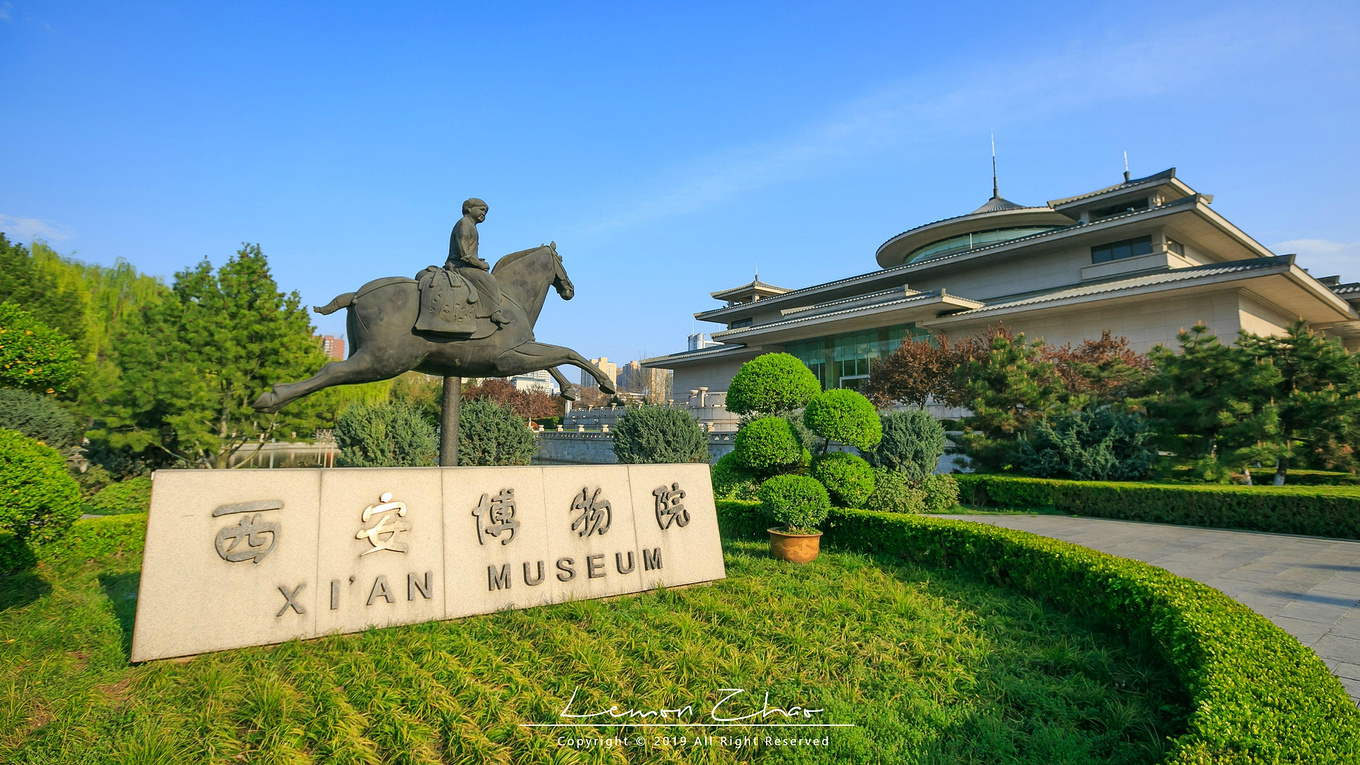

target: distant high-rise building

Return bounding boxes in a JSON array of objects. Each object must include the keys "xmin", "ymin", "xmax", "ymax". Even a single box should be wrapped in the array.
[
  {"xmin": 317, "ymin": 334, "xmax": 345, "ymax": 361},
  {"xmin": 617, "ymin": 360, "xmax": 672, "ymax": 403},
  {"xmin": 581, "ymin": 357, "xmax": 618, "ymax": 389},
  {"xmin": 688, "ymin": 332, "xmax": 718, "ymax": 351}
]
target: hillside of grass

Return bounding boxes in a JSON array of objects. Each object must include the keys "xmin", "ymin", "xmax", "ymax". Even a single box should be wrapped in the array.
[{"xmin": 0, "ymin": 514, "xmax": 1182, "ymax": 764}]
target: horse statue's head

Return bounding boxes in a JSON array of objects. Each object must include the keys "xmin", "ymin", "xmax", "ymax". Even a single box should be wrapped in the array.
[{"xmin": 548, "ymin": 241, "xmax": 574, "ymax": 300}]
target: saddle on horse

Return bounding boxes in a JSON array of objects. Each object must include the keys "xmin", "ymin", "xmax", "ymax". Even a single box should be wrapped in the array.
[{"xmin": 415, "ymin": 265, "xmax": 507, "ymax": 339}]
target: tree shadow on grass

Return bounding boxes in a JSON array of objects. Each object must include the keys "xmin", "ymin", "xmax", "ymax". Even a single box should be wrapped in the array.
[
  {"xmin": 98, "ymin": 572, "xmax": 141, "ymax": 659},
  {"xmin": 0, "ymin": 571, "xmax": 51, "ymax": 611}
]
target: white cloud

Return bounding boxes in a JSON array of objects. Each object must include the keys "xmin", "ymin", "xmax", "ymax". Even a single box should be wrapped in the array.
[
  {"xmin": 1274, "ymin": 238, "xmax": 1360, "ymax": 279},
  {"xmin": 0, "ymin": 213, "xmax": 73, "ymax": 242},
  {"xmin": 0, "ymin": 3, "xmax": 12, "ymax": 22}
]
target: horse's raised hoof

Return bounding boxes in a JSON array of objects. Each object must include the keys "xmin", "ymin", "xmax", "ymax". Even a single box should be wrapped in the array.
[
  {"xmin": 252, "ymin": 388, "xmax": 282, "ymax": 413},
  {"xmin": 599, "ymin": 379, "xmax": 617, "ymax": 395},
  {"xmin": 559, "ymin": 384, "xmax": 578, "ymax": 402}
]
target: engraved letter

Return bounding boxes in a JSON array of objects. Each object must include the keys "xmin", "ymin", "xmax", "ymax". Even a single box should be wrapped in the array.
[
  {"xmin": 556, "ymin": 556, "xmax": 576, "ymax": 582},
  {"xmin": 367, "ymin": 575, "xmax": 395, "ymax": 605},
  {"xmin": 488, "ymin": 564, "xmax": 512, "ymax": 591},
  {"xmin": 524, "ymin": 560, "xmax": 545, "ymax": 586},
  {"xmin": 643, "ymin": 547, "xmax": 663, "ymax": 571},
  {"xmin": 587, "ymin": 554, "xmax": 605, "ymax": 579},
  {"xmin": 408, "ymin": 571, "xmax": 433, "ymax": 601},
  {"xmin": 276, "ymin": 583, "xmax": 306, "ymax": 616},
  {"xmin": 615, "ymin": 551, "xmax": 636, "ymax": 574}
]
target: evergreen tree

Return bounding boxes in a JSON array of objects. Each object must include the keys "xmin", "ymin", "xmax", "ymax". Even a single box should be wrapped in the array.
[
  {"xmin": 951, "ymin": 328, "xmax": 1066, "ymax": 471},
  {"xmin": 1239, "ymin": 320, "xmax": 1360, "ymax": 484},
  {"xmin": 88, "ymin": 244, "xmax": 328, "ymax": 468},
  {"xmin": 1145, "ymin": 323, "xmax": 1282, "ymax": 480}
]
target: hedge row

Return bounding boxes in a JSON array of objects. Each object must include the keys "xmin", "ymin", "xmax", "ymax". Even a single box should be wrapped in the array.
[
  {"xmin": 955, "ymin": 473, "xmax": 1360, "ymax": 540},
  {"xmin": 715, "ymin": 500, "xmax": 1360, "ymax": 764}
]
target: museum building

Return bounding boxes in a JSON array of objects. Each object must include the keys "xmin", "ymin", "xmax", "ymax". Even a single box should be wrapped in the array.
[{"xmin": 643, "ymin": 168, "xmax": 1360, "ymax": 399}]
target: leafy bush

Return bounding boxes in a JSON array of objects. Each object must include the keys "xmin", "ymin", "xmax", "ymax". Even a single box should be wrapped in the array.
[
  {"xmin": 612, "ymin": 405, "xmax": 707, "ymax": 463},
  {"xmin": 458, "ymin": 398, "xmax": 537, "ymax": 466},
  {"xmin": 865, "ymin": 467, "xmax": 926, "ymax": 514},
  {"xmin": 920, "ymin": 473, "xmax": 960, "ymax": 514},
  {"xmin": 713, "ymin": 500, "xmax": 1360, "ymax": 763},
  {"xmin": 0, "ymin": 428, "xmax": 82, "ymax": 545},
  {"xmin": 811, "ymin": 451, "xmax": 874, "ymax": 508},
  {"xmin": 0, "ymin": 302, "xmax": 84, "ymax": 395},
  {"xmin": 733, "ymin": 416, "xmax": 805, "ymax": 474},
  {"xmin": 1012, "ymin": 408, "xmax": 1157, "ymax": 481},
  {"xmin": 803, "ymin": 389, "xmax": 882, "ymax": 451},
  {"xmin": 335, "ymin": 400, "xmax": 438, "ymax": 467},
  {"xmin": 864, "ymin": 408, "xmax": 946, "ymax": 484},
  {"xmin": 758, "ymin": 474, "xmax": 831, "ymax": 533},
  {"xmin": 710, "ymin": 451, "xmax": 760, "ymax": 501},
  {"xmin": 725, "ymin": 353, "xmax": 821, "ymax": 415},
  {"xmin": 73, "ymin": 464, "xmax": 114, "ymax": 499},
  {"xmin": 86, "ymin": 476, "xmax": 153, "ymax": 515},
  {"xmin": 0, "ymin": 387, "xmax": 80, "ymax": 450}
]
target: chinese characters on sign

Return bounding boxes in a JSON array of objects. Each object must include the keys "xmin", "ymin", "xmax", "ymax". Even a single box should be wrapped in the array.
[
  {"xmin": 213, "ymin": 500, "xmax": 283, "ymax": 564},
  {"xmin": 472, "ymin": 488, "xmax": 520, "ymax": 545},
  {"xmin": 653, "ymin": 483, "xmax": 690, "ymax": 530},
  {"xmin": 571, "ymin": 487, "xmax": 612, "ymax": 537},
  {"xmin": 356, "ymin": 492, "xmax": 411, "ymax": 555}
]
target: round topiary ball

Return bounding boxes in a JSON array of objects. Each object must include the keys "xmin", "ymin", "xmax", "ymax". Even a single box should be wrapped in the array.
[
  {"xmin": 725, "ymin": 353, "xmax": 821, "ymax": 415},
  {"xmin": 811, "ymin": 452, "xmax": 875, "ymax": 508},
  {"xmin": 734, "ymin": 416, "xmax": 804, "ymax": 473},
  {"xmin": 0, "ymin": 428, "xmax": 82, "ymax": 545},
  {"xmin": 759, "ymin": 474, "xmax": 831, "ymax": 532},
  {"xmin": 802, "ymin": 389, "xmax": 883, "ymax": 451},
  {"xmin": 710, "ymin": 451, "xmax": 761, "ymax": 501}
]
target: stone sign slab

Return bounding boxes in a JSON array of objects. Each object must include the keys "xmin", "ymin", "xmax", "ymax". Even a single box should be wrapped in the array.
[{"xmin": 131, "ymin": 463, "xmax": 723, "ymax": 662}]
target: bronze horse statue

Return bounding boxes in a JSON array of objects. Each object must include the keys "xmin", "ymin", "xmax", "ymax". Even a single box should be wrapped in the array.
[{"xmin": 251, "ymin": 242, "xmax": 616, "ymax": 413}]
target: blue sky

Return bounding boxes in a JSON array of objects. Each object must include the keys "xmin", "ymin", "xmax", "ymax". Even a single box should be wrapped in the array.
[{"xmin": 2, "ymin": 1, "xmax": 1358, "ymax": 370}]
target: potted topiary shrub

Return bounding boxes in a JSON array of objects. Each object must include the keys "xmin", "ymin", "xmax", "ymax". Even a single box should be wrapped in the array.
[{"xmin": 759, "ymin": 473, "xmax": 831, "ymax": 563}]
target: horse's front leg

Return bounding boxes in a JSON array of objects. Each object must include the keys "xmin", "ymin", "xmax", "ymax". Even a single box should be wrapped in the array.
[
  {"xmin": 496, "ymin": 343, "xmax": 617, "ymax": 394},
  {"xmin": 545, "ymin": 367, "xmax": 578, "ymax": 401}
]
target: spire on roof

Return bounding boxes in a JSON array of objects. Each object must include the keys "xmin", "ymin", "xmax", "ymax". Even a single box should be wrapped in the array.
[{"xmin": 991, "ymin": 132, "xmax": 999, "ymax": 199}]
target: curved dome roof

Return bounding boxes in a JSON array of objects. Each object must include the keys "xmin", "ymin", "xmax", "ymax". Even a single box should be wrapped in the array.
[{"xmin": 875, "ymin": 195, "xmax": 1075, "ymax": 269}]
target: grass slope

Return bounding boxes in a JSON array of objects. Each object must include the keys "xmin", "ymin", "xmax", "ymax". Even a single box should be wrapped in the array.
[{"xmin": 1, "ymin": 515, "xmax": 1182, "ymax": 764}]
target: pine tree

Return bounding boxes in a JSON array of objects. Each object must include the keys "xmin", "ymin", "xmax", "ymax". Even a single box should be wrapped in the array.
[
  {"xmin": 1239, "ymin": 320, "xmax": 1360, "ymax": 485},
  {"xmin": 952, "ymin": 328, "xmax": 1066, "ymax": 471}
]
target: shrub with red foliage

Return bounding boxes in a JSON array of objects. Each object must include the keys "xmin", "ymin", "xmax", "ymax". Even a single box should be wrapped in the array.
[{"xmin": 463, "ymin": 378, "xmax": 563, "ymax": 420}]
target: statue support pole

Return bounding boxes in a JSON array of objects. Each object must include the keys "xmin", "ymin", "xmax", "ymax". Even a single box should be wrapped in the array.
[{"xmin": 441, "ymin": 376, "xmax": 461, "ymax": 466}]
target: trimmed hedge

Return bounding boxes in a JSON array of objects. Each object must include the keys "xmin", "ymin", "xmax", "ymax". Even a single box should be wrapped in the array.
[
  {"xmin": 612, "ymin": 404, "xmax": 707, "ymax": 464},
  {"xmin": 0, "ymin": 428, "xmax": 82, "ymax": 545},
  {"xmin": 714, "ymin": 500, "xmax": 1360, "ymax": 763},
  {"xmin": 956, "ymin": 473, "xmax": 1062, "ymax": 508},
  {"xmin": 956, "ymin": 473, "xmax": 1360, "ymax": 540}
]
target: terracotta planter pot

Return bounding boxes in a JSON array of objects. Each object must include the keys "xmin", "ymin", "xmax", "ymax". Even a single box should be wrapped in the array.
[{"xmin": 768, "ymin": 528, "xmax": 823, "ymax": 563}]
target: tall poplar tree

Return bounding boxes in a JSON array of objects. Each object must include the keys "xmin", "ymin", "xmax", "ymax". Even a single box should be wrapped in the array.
[{"xmin": 88, "ymin": 244, "xmax": 329, "ymax": 468}]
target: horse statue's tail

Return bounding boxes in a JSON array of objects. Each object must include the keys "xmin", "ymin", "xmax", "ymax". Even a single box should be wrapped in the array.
[{"xmin": 313, "ymin": 292, "xmax": 357, "ymax": 315}]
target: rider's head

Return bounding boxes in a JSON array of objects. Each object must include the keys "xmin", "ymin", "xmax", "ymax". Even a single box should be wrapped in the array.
[{"xmin": 462, "ymin": 198, "xmax": 488, "ymax": 221}]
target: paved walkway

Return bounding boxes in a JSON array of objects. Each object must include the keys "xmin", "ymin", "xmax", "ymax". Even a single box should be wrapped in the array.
[{"xmin": 938, "ymin": 514, "xmax": 1360, "ymax": 702}]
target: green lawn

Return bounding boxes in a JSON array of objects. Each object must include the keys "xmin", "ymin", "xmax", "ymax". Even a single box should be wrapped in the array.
[{"xmin": 1, "ymin": 516, "xmax": 1183, "ymax": 764}]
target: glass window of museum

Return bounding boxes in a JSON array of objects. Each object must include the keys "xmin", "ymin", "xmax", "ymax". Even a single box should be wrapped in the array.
[{"xmin": 786, "ymin": 324, "xmax": 932, "ymax": 390}]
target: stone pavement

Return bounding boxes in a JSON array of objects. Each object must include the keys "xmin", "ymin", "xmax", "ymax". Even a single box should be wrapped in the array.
[{"xmin": 937, "ymin": 513, "xmax": 1360, "ymax": 703}]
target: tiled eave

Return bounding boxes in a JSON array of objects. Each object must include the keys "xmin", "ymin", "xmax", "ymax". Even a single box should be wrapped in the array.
[
  {"xmin": 694, "ymin": 196, "xmax": 1265, "ymax": 325},
  {"xmin": 709, "ymin": 290, "xmax": 984, "ymax": 346},
  {"xmin": 921, "ymin": 256, "xmax": 1357, "ymax": 330}
]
